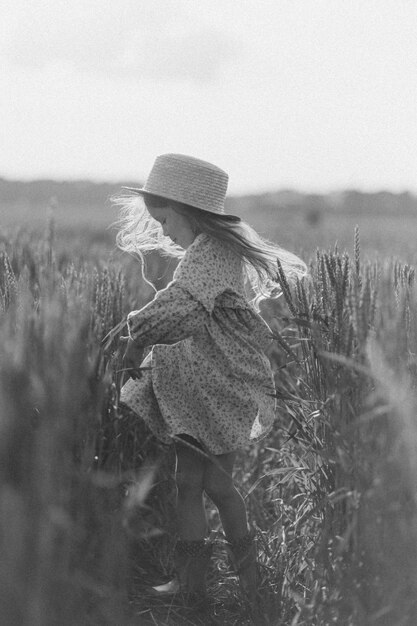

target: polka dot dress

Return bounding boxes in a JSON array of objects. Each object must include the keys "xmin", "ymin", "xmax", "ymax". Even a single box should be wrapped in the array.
[{"xmin": 120, "ymin": 233, "xmax": 277, "ymax": 455}]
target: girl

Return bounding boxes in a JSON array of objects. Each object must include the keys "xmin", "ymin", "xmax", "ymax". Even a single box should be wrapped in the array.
[{"xmin": 114, "ymin": 153, "xmax": 306, "ymax": 604}]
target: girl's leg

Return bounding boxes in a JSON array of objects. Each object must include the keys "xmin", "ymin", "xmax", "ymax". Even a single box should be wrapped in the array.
[
  {"xmin": 202, "ymin": 451, "xmax": 248, "ymax": 541},
  {"xmin": 203, "ymin": 451, "xmax": 257, "ymax": 605},
  {"xmin": 152, "ymin": 439, "xmax": 211, "ymax": 598},
  {"xmin": 174, "ymin": 439, "xmax": 207, "ymax": 540}
]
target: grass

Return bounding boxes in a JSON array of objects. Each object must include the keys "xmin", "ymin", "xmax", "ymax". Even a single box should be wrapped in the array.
[{"xmin": 1, "ymin": 216, "xmax": 417, "ymax": 624}]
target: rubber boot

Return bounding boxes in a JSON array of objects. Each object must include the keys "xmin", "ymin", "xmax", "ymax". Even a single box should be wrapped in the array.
[
  {"xmin": 226, "ymin": 529, "xmax": 258, "ymax": 605},
  {"xmin": 151, "ymin": 538, "xmax": 213, "ymax": 605}
]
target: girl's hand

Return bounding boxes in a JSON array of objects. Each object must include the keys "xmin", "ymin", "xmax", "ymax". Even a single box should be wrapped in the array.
[{"xmin": 119, "ymin": 336, "xmax": 145, "ymax": 380}]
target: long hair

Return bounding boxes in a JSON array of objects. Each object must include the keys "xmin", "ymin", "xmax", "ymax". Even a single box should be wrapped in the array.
[{"xmin": 113, "ymin": 192, "xmax": 307, "ymax": 308}]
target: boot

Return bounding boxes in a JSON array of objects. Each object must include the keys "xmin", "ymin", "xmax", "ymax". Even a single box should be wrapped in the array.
[
  {"xmin": 226, "ymin": 529, "xmax": 258, "ymax": 605},
  {"xmin": 151, "ymin": 537, "xmax": 213, "ymax": 604}
]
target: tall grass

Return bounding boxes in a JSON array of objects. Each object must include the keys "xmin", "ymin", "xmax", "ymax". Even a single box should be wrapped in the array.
[
  {"xmin": 253, "ymin": 227, "xmax": 417, "ymax": 624},
  {"xmin": 0, "ymin": 227, "xmax": 161, "ymax": 625},
  {"xmin": 1, "ymin": 222, "xmax": 417, "ymax": 624}
]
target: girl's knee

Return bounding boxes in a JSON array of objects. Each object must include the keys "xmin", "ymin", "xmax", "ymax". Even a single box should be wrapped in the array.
[
  {"xmin": 204, "ymin": 476, "xmax": 236, "ymax": 506},
  {"xmin": 176, "ymin": 467, "xmax": 204, "ymax": 499}
]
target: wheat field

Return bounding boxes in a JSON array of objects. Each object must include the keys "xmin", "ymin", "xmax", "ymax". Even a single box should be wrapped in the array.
[{"xmin": 1, "ymin": 213, "xmax": 417, "ymax": 625}]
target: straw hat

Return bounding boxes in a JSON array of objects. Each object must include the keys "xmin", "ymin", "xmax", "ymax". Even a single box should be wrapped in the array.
[{"xmin": 124, "ymin": 153, "xmax": 240, "ymax": 220}]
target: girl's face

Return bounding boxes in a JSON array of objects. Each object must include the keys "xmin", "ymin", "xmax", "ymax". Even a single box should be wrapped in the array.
[{"xmin": 147, "ymin": 204, "xmax": 196, "ymax": 249}]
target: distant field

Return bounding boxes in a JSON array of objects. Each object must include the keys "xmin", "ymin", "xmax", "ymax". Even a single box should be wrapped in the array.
[
  {"xmin": 2, "ymin": 199, "xmax": 417, "ymax": 265},
  {"xmin": 261, "ymin": 208, "xmax": 417, "ymax": 264}
]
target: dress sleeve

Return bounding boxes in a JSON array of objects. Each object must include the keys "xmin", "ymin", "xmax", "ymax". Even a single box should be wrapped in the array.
[
  {"xmin": 172, "ymin": 234, "xmax": 242, "ymax": 313},
  {"xmin": 127, "ymin": 281, "xmax": 208, "ymax": 346}
]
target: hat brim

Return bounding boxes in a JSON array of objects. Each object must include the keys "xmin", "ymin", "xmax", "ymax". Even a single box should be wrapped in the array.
[{"xmin": 122, "ymin": 187, "xmax": 241, "ymax": 222}]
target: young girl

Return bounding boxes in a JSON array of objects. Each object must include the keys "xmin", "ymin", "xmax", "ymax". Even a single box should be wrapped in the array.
[{"xmin": 114, "ymin": 153, "xmax": 306, "ymax": 604}]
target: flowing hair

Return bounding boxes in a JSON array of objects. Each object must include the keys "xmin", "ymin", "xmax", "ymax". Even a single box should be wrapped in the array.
[{"xmin": 112, "ymin": 192, "xmax": 307, "ymax": 309}]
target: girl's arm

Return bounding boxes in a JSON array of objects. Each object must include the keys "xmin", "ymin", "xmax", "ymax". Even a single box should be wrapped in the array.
[
  {"xmin": 128, "ymin": 235, "xmax": 238, "ymax": 346},
  {"xmin": 127, "ymin": 281, "xmax": 208, "ymax": 346}
]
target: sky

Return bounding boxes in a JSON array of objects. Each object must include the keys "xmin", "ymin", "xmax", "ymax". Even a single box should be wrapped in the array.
[{"xmin": 1, "ymin": 0, "xmax": 416, "ymax": 195}]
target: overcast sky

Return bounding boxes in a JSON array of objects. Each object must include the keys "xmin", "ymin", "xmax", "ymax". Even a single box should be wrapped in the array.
[{"xmin": 1, "ymin": 0, "xmax": 416, "ymax": 195}]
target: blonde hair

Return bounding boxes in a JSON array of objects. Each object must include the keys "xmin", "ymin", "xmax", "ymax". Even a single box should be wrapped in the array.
[{"xmin": 113, "ymin": 193, "xmax": 307, "ymax": 309}]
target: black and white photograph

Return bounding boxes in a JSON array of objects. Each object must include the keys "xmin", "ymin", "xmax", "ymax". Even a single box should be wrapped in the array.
[{"xmin": 1, "ymin": 1, "xmax": 417, "ymax": 624}]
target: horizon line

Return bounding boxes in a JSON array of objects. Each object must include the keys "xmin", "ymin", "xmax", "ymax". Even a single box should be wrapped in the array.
[{"xmin": 0, "ymin": 174, "xmax": 416, "ymax": 198}]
